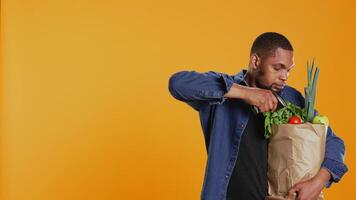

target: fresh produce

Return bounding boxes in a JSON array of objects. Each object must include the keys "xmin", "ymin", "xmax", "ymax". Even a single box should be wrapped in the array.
[
  {"xmin": 305, "ymin": 59, "xmax": 319, "ymax": 122},
  {"xmin": 312, "ymin": 115, "xmax": 329, "ymax": 126},
  {"xmin": 263, "ymin": 59, "xmax": 330, "ymax": 139},
  {"xmin": 288, "ymin": 116, "xmax": 303, "ymax": 124},
  {"xmin": 263, "ymin": 102, "xmax": 306, "ymax": 139}
]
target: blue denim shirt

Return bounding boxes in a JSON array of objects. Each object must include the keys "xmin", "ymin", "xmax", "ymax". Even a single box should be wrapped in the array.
[{"xmin": 168, "ymin": 69, "xmax": 348, "ymax": 200}]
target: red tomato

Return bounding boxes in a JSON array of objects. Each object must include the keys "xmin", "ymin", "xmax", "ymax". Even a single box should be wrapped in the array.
[{"xmin": 288, "ymin": 116, "xmax": 303, "ymax": 124}]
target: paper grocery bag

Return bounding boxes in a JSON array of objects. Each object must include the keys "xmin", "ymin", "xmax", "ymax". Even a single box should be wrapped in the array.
[{"xmin": 266, "ymin": 122, "xmax": 327, "ymax": 200}]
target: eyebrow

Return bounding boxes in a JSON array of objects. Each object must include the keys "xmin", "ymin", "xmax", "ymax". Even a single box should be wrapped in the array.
[{"xmin": 273, "ymin": 63, "xmax": 295, "ymax": 70}]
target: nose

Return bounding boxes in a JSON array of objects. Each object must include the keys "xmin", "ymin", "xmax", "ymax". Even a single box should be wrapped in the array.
[{"xmin": 280, "ymin": 71, "xmax": 288, "ymax": 81}]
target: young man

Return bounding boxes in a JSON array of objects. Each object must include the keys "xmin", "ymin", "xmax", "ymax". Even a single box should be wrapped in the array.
[{"xmin": 168, "ymin": 32, "xmax": 348, "ymax": 200}]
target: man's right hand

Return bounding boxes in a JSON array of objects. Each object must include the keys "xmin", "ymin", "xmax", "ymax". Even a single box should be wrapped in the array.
[{"xmin": 224, "ymin": 83, "xmax": 278, "ymax": 112}]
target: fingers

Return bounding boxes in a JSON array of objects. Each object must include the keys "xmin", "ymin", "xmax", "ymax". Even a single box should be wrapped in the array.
[
  {"xmin": 269, "ymin": 92, "xmax": 278, "ymax": 112},
  {"xmin": 286, "ymin": 185, "xmax": 300, "ymax": 200},
  {"xmin": 249, "ymin": 88, "xmax": 280, "ymax": 113},
  {"xmin": 260, "ymin": 91, "xmax": 278, "ymax": 112},
  {"xmin": 286, "ymin": 190, "xmax": 297, "ymax": 200},
  {"xmin": 271, "ymin": 93, "xmax": 278, "ymax": 111},
  {"xmin": 285, "ymin": 193, "xmax": 297, "ymax": 200}
]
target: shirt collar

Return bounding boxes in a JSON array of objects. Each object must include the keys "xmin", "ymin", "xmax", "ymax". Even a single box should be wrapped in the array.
[{"xmin": 233, "ymin": 69, "xmax": 248, "ymax": 85}]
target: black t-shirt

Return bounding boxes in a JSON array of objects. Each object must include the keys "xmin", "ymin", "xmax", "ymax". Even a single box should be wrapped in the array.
[{"xmin": 226, "ymin": 111, "xmax": 268, "ymax": 200}]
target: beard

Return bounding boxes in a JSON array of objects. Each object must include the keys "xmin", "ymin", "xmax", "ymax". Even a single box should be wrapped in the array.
[
  {"xmin": 255, "ymin": 69, "xmax": 283, "ymax": 93},
  {"xmin": 255, "ymin": 67, "xmax": 273, "ymax": 90},
  {"xmin": 254, "ymin": 63, "xmax": 285, "ymax": 93}
]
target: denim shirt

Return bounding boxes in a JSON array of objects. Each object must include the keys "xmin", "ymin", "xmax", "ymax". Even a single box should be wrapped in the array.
[{"xmin": 168, "ymin": 69, "xmax": 348, "ymax": 200}]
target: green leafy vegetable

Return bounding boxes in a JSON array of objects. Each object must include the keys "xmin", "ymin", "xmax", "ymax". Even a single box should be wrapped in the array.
[
  {"xmin": 263, "ymin": 102, "xmax": 306, "ymax": 139},
  {"xmin": 263, "ymin": 59, "xmax": 321, "ymax": 139}
]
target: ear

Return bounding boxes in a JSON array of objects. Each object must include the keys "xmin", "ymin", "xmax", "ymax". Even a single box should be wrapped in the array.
[{"xmin": 250, "ymin": 53, "xmax": 261, "ymax": 70}]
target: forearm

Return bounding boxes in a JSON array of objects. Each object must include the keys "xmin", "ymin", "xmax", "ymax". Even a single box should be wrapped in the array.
[
  {"xmin": 319, "ymin": 126, "xmax": 348, "ymax": 188},
  {"xmin": 223, "ymin": 83, "xmax": 249, "ymax": 100},
  {"xmin": 313, "ymin": 168, "xmax": 332, "ymax": 187}
]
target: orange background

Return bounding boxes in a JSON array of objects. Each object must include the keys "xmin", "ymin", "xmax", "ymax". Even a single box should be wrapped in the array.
[{"xmin": 1, "ymin": 0, "xmax": 355, "ymax": 199}]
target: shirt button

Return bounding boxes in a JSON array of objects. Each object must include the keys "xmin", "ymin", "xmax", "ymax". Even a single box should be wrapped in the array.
[
  {"xmin": 225, "ymin": 175, "xmax": 229, "ymax": 179},
  {"xmin": 241, "ymin": 124, "xmax": 244, "ymax": 128}
]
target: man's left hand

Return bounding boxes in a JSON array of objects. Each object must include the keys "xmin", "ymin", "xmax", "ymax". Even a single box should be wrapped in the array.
[{"xmin": 286, "ymin": 168, "xmax": 331, "ymax": 200}]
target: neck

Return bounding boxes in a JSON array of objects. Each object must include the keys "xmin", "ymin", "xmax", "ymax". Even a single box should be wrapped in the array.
[{"xmin": 244, "ymin": 71, "xmax": 257, "ymax": 87}]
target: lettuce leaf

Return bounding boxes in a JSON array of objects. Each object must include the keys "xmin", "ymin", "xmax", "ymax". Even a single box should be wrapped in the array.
[{"xmin": 263, "ymin": 102, "xmax": 306, "ymax": 139}]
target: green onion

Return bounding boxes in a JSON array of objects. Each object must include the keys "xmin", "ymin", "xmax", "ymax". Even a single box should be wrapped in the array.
[{"xmin": 305, "ymin": 59, "xmax": 320, "ymax": 122}]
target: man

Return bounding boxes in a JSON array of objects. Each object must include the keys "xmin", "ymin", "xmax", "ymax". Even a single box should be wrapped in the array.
[{"xmin": 168, "ymin": 32, "xmax": 348, "ymax": 200}]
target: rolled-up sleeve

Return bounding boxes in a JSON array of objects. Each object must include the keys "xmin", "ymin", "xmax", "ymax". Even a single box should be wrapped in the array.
[
  {"xmin": 321, "ymin": 126, "xmax": 348, "ymax": 188},
  {"xmin": 168, "ymin": 70, "xmax": 234, "ymax": 110}
]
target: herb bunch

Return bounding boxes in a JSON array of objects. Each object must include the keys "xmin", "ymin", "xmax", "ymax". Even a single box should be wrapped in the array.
[{"xmin": 263, "ymin": 102, "xmax": 307, "ymax": 139}]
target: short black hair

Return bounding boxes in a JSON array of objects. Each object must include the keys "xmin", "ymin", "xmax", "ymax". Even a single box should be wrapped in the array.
[{"xmin": 250, "ymin": 32, "xmax": 293, "ymax": 59}]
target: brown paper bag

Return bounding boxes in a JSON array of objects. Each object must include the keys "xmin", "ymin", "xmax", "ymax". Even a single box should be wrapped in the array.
[{"xmin": 266, "ymin": 122, "xmax": 327, "ymax": 200}]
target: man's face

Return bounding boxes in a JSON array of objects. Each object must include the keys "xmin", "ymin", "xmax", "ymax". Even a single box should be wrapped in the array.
[{"xmin": 254, "ymin": 47, "xmax": 295, "ymax": 92}]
